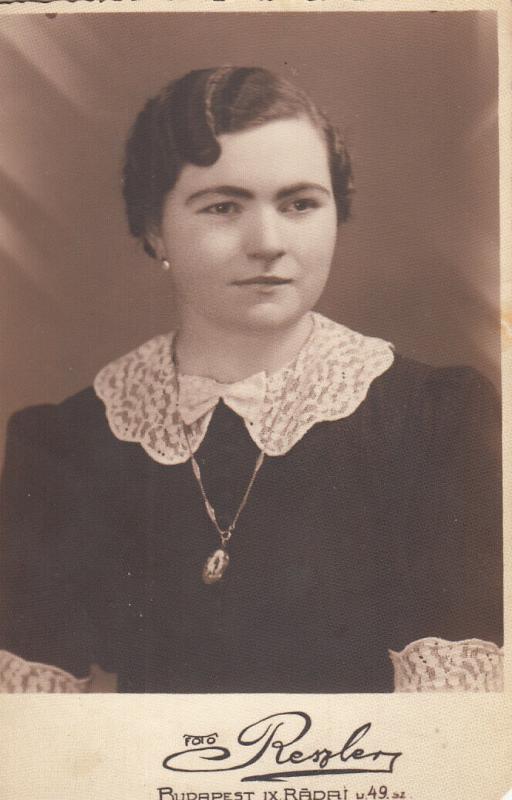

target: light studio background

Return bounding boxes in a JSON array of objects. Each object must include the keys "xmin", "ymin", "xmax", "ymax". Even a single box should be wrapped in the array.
[{"xmin": 0, "ymin": 11, "xmax": 500, "ymax": 458}]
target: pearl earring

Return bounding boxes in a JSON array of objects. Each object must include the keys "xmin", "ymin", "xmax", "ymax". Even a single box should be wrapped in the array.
[{"xmin": 161, "ymin": 258, "xmax": 171, "ymax": 271}]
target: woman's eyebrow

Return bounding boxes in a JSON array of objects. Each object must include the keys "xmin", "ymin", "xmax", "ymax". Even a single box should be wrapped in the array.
[
  {"xmin": 275, "ymin": 182, "xmax": 331, "ymax": 200},
  {"xmin": 185, "ymin": 182, "xmax": 331, "ymax": 206},
  {"xmin": 185, "ymin": 185, "xmax": 253, "ymax": 205}
]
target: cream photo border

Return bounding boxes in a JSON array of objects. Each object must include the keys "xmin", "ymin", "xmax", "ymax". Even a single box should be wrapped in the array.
[{"xmin": 0, "ymin": 1, "xmax": 510, "ymax": 798}]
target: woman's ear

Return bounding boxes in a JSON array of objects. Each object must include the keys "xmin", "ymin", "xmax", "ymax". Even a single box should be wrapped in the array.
[{"xmin": 146, "ymin": 229, "xmax": 165, "ymax": 261}]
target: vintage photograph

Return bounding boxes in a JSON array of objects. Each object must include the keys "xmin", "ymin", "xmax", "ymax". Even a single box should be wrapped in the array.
[{"xmin": 0, "ymin": 10, "xmax": 503, "ymax": 697}]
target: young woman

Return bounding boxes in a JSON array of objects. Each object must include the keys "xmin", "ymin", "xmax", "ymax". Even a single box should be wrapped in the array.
[{"xmin": 0, "ymin": 67, "xmax": 503, "ymax": 693}]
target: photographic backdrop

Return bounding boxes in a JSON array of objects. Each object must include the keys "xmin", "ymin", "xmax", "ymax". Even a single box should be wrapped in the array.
[{"xmin": 0, "ymin": 11, "xmax": 500, "ymax": 457}]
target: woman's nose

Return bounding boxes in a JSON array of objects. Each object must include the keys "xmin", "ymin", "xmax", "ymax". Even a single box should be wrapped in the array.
[{"xmin": 246, "ymin": 208, "xmax": 286, "ymax": 267}]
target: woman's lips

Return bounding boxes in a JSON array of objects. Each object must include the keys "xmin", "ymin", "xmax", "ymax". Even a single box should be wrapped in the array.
[{"xmin": 232, "ymin": 276, "xmax": 292, "ymax": 286}]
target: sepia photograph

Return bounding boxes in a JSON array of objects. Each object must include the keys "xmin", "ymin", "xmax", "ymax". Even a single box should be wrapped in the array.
[{"xmin": 0, "ymin": 8, "xmax": 504, "ymax": 701}]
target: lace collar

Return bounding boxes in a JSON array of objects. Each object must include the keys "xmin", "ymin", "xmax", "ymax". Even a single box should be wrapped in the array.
[{"xmin": 94, "ymin": 312, "xmax": 394, "ymax": 465}]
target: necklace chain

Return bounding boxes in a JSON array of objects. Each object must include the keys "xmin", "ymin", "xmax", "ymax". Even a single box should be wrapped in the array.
[
  {"xmin": 171, "ymin": 320, "xmax": 312, "ymax": 584},
  {"xmin": 172, "ymin": 340, "xmax": 266, "ymax": 551},
  {"xmin": 184, "ymin": 426, "xmax": 265, "ymax": 546}
]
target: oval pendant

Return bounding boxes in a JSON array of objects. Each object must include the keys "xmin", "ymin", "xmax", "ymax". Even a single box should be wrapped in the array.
[{"xmin": 202, "ymin": 548, "xmax": 230, "ymax": 585}]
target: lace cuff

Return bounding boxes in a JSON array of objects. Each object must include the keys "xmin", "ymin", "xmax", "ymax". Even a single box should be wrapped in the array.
[
  {"xmin": 2, "ymin": 640, "xmax": 504, "ymax": 692},
  {"xmin": 0, "ymin": 650, "xmax": 91, "ymax": 693},
  {"xmin": 390, "ymin": 638, "xmax": 504, "ymax": 692}
]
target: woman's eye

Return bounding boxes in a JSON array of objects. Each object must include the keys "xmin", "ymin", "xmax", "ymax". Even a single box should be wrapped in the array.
[
  {"xmin": 283, "ymin": 198, "xmax": 320, "ymax": 213},
  {"xmin": 201, "ymin": 201, "xmax": 240, "ymax": 216}
]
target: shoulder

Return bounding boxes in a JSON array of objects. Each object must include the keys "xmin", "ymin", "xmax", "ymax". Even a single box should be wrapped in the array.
[
  {"xmin": 354, "ymin": 351, "xmax": 500, "ymax": 466},
  {"xmin": 8, "ymin": 386, "xmax": 106, "ymax": 437},
  {"xmin": 7, "ymin": 329, "xmax": 175, "ymax": 451},
  {"xmin": 368, "ymin": 351, "xmax": 499, "ymax": 418},
  {"xmin": 5, "ymin": 387, "xmax": 112, "ymax": 463},
  {"xmin": 314, "ymin": 314, "xmax": 498, "ymax": 418}
]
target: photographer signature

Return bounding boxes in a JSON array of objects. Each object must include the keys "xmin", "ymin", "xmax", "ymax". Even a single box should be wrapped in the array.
[{"xmin": 162, "ymin": 711, "xmax": 402, "ymax": 782}]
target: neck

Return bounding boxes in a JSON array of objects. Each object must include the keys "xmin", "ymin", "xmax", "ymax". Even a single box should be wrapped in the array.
[{"xmin": 174, "ymin": 311, "xmax": 314, "ymax": 382}]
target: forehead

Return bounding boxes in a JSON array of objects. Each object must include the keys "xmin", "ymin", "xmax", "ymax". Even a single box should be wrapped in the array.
[{"xmin": 175, "ymin": 117, "xmax": 332, "ymax": 195}]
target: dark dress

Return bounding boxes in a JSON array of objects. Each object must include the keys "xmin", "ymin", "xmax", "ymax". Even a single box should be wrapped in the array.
[{"xmin": 0, "ymin": 354, "xmax": 502, "ymax": 692}]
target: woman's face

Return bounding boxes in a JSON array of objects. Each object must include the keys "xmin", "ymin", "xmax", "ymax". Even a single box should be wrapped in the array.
[{"xmin": 152, "ymin": 116, "xmax": 338, "ymax": 334}]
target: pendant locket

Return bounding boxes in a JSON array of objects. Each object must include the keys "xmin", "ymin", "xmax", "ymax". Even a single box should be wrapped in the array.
[{"xmin": 202, "ymin": 548, "xmax": 230, "ymax": 584}]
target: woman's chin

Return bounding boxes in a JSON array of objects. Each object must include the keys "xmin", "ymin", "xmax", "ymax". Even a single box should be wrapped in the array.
[{"xmin": 232, "ymin": 300, "xmax": 310, "ymax": 333}]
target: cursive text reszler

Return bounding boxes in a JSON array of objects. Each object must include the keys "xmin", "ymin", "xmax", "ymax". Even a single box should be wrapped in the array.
[{"xmin": 162, "ymin": 712, "xmax": 402, "ymax": 782}]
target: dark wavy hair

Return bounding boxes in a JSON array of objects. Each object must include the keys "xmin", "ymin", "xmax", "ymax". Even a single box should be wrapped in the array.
[{"xmin": 123, "ymin": 66, "xmax": 354, "ymax": 258}]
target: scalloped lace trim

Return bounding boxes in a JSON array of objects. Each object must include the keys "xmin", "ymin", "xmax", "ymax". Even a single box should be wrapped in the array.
[
  {"xmin": 389, "ymin": 637, "xmax": 504, "ymax": 692},
  {"xmin": 2, "ymin": 639, "xmax": 503, "ymax": 692},
  {"xmin": 94, "ymin": 313, "xmax": 394, "ymax": 465},
  {"xmin": 0, "ymin": 650, "xmax": 91, "ymax": 693}
]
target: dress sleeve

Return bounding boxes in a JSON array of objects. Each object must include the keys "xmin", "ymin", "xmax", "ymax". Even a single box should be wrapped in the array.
[
  {"xmin": 391, "ymin": 365, "xmax": 503, "ymax": 680},
  {"xmin": 0, "ymin": 405, "xmax": 100, "ymax": 689}
]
